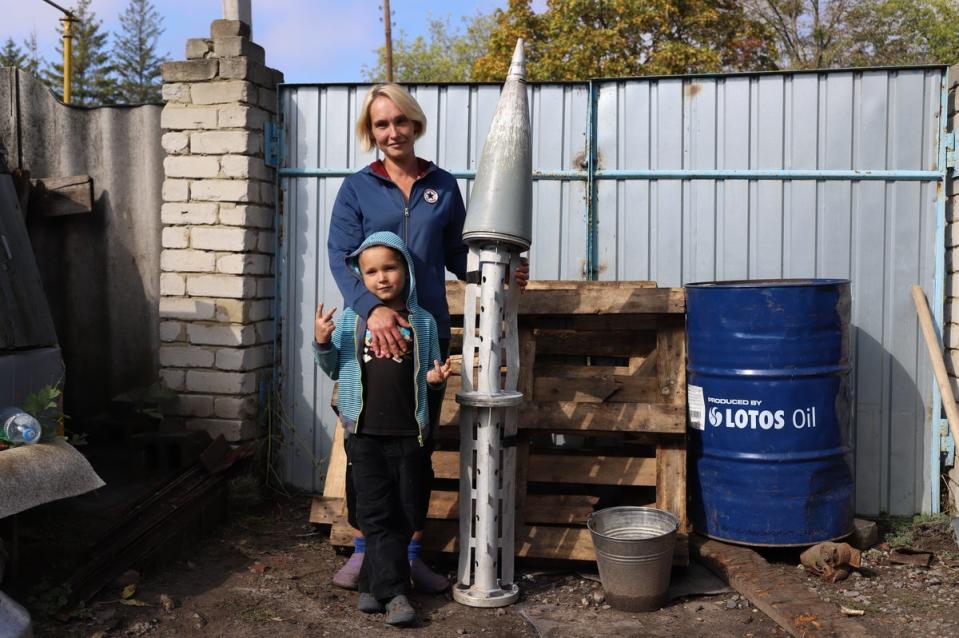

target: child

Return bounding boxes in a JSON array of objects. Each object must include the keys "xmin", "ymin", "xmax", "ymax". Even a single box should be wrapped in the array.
[{"xmin": 313, "ymin": 231, "xmax": 452, "ymax": 627}]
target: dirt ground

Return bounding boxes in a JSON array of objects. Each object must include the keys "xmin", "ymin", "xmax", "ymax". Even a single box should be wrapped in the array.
[{"xmin": 16, "ymin": 490, "xmax": 959, "ymax": 638}]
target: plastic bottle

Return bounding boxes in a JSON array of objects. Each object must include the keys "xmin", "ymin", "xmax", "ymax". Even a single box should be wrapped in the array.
[{"xmin": 0, "ymin": 408, "xmax": 42, "ymax": 445}]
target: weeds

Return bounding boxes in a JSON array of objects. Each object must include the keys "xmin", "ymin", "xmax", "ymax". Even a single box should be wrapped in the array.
[{"xmin": 885, "ymin": 513, "xmax": 952, "ymax": 547}]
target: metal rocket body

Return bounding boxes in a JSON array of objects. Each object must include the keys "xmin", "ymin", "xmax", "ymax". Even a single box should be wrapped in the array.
[{"xmin": 462, "ymin": 39, "xmax": 532, "ymax": 249}]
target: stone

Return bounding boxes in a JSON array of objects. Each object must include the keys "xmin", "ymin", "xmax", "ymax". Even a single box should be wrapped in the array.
[
  {"xmin": 161, "ymin": 202, "xmax": 218, "ymax": 225},
  {"xmin": 159, "ymin": 320, "xmax": 184, "ymax": 342},
  {"xmin": 186, "ymin": 323, "xmax": 255, "ymax": 346},
  {"xmin": 187, "ymin": 274, "xmax": 256, "ymax": 299},
  {"xmin": 186, "ymin": 38, "xmax": 213, "ymax": 60},
  {"xmin": 191, "ymin": 130, "xmax": 259, "ymax": 154},
  {"xmin": 161, "ymin": 249, "xmax": 216, "ymax": 273},
  {"xmin": 218, "ymin": 204, "xmax": 273, "ymax": 228},
  {"xmin": 216, "ymin": 253, "xmax": 271, "ymax": 275},
  {"xmin": 161, "ymin": 59, "xmax": 219, "ymax": 83},
  {"xmin": 185, "ymin": 370, "xmax": 256, "ymax": 394},
  {"xmin": 159, "ymin": 345, "xmax": 215, "ymax": 368},
  {"xmin": 159, "ymin": 297, "xmax": 216, "ymax": 320},
  {"xmin": 164, "ymin": 155, "xmax": 221, "ymax": 179},
  {"xmin": 190, "ymin": 180, "xmax": 258, "ymax": 203},
  {"xmin": 191, "ymin": 226, "xmax": 257, "ymax": 251},
  {"xmin": 160, "ymin": 272, "xmax": 186, "ymax": 296},
  {"xmin": 217, "ymin": 104, "xmax": 269, "ymax": 129},
  {"xmin": 210, "ymin": 19, "xmax": 251, "ymax": 39},
  {"xmin": 162, "ymin": 179, "xmax": 190, "ymax": 202},
  {"xmin": 191, "ymin": 80, "xmax": 255, "ymax": 105},
  {"xmin": 185, "ymin": 417, "xmax": 258, "ymax": 442},
  {"xmin": 849, "ymin": 518, "xmax": 879, "ymax": 550},
  {"xmin": 213, "ymin": 37, "xmax": 265, "ymax": 65},
  {"xmin": 161, "ymin": 227, "xmax": 189, "ymax": 249},
  {"xmin": 215, "ymin": 344, "xmax": 272, "ymax": 371},
  {"xmin": 161, "ymin": 104, "xmax": 219, "ymax": 130},
  {"xmin": 161, "ymin": 132, "xmax": 190, "ymax": 154},
  {"xmin": 161, "ymin": 83, "xmax": 192, "ymax": 103}
]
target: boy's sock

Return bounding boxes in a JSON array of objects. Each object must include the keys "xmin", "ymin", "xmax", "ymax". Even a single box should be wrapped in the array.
[
  {"xmin": 332, "ymin": 536, "xmax": 365, "ymax": 590},
  {"xmin": 408, "ymin": 539, "xmax": 449, "ymax": 593}
]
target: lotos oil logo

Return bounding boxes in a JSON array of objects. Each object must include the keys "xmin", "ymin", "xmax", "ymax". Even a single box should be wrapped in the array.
[
  {"xmin": 706, "ymin": 396, "xmax": 817, "ymax": 430},
  {"xmin": 708, "ymin": 407, "xmax": 722, "ymax": 426}
]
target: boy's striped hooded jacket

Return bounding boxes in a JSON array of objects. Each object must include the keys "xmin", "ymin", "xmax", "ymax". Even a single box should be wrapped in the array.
[{"xmin": 312, "ymin": 231, "xmax": 442, "ymax": 445}]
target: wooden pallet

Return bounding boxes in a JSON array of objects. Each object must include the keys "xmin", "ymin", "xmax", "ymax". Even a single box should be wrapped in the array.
[{"xmin": 311, "ymin": 281, "xmax": 689, "ymax": 564}]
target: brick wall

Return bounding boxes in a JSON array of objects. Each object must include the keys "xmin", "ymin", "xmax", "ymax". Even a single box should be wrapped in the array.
[{"xmin": 158, "ymin": 17, "xmax": 281, "ymax": 442}]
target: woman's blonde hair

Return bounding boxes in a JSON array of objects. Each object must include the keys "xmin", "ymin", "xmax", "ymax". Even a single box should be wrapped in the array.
[{"xmin": 355, "ymin": 83, "xmax": 427, "ymax": 153}]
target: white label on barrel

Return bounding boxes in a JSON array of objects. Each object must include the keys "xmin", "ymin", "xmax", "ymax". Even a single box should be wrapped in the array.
[{"xmin": 688, "ymin": 384, "xmax": 705, "ymax": 430}]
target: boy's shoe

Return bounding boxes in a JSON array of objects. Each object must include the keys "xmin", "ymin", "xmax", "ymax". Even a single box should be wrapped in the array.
[
  {"xmin": 410, "ymin": 558, "xmax": 449, "ymax": 593},
  {"xmin": 332, "ymin": 551, "xmax": 363, "ymax": 590},
  {"xmin": 357, "ymin": 592, "xmax": 384, "ymax": 614},
  {"xmin": 384, "ymin": 594, "xmax": 416, "ymax": 626}
]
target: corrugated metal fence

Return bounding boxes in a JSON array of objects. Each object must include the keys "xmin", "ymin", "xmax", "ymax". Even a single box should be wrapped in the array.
[{"xmin": 277, "ymin": 67, "xmax": 948, "ymax": 516}]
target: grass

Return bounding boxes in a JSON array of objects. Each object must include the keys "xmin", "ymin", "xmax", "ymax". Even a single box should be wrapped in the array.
[{"xmin": 884, "ymin": 513, "xmax": 952, "ymax": 547}]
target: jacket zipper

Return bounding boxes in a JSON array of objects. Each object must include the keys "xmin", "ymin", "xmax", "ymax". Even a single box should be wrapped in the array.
[
  {"xmin": 412, "ymin": 317, "xmax": 424, "ymax": 447},
  {"xmin": 354, "ymin": 315, "xmax": 363, "ymax": 434},
  {"xmin": 404, "ymin": 206, "xmax": 410, "ymax": 243}
]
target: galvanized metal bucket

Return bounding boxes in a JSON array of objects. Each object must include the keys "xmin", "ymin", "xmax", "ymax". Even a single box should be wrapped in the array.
[{"xmin": 586, "ymin": 506, "xmax": 678, "ymax": 612}]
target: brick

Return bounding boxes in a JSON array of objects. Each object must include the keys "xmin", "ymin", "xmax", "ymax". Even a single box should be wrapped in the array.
[
  {"xmin": 192, "ymin": 226, "xmax": 257, "ymax": 251},
  {"xmin": 159, "ymin": 320, "xmax": 185, "ymax": 342},
  {"xmin": 161, "ymin": 82, "xmax": 192, "ymax": 103},
  {"xmin": 214, "ymin": 298, "xmax": 270, "ymax": 322},
  {"xmin": 161, "ymin": 104, "xmax": 219, "ymax": 130},
  {"xmin": 220, "ymin": 155, "xmax": 271, "ymax": 180},
  {"xmin": 186, "ymin": 38, "xmax": 213, "ymax": 60},
  {"xmin": 259, "ymin": 183, "xmax": 275, "ymax": 205},
  {"xmin": 159, "ymin": 297, "xmax": 216, "ymax": 320},
  {"xmin": 218, "ymin": 204, "xmax": 273, "ymax": 228},
  {"xmin": 948, "ymin": 325, "xmax": 959, "ymax": 349},
  {"xmin": 164, "ymin": 155, "xmax": 221, "ymax": 179},
  {"xmin": 257, "ymin": 230, "xmax": 276, "ymax": 253},
  {"xmin": 218, "ymin": 57, "xmax": 273, "ymax": 85},
  {"xmin": 161, "ymin": 202, "xmax": 218, "ymax": 225},
  {"xmin": 161, "ymin": 59, "xmax": 218, "ymax": 82},
  {"xmin": 257, "ymin": 87, "xmax": 277, "ymax": 112},
  {"xmin": 163, "ymin": 179, "xmax": 190, "ymax": 202},
  {"xmin": 214, "ymin": 395, "xmax": 257, "ymax": 419},
  {"xmin": 185, "ymin": 418, "xmax": 257, "ymax": 442},
  {"xmin": 187, "ymin": 274, "xmax": 256, "ymax": 299},
  {"xmin": 162, "ymin": 227, "xmax": 189, "ymax": 249},
  {"xmin": 217, "ymin": 253, "xmax": 271, "ymax": 275},
  {"xmin": 191, "ymin": 80, "xmax": 255, "ymax": 105},
  {"xmin": 191, "ymin": 180, "xmax": 258, "ymax": 203},
  {"xmin": 165, "ymin": 394, "xmax": 215, "ymax": 418},
  {"xmin": 210, "ymin": 19, "xmax": 251, "ymax": 38},
  {"xmin": 256, "ymin": 277, "xmax": 275, "ymax": 299},
  {"xmin": 161, "ymin": 132, "xmax": 190, "ymax": 154},
  {"xmin": 161, "ymin": 249, "xmax": 216, "ymax": 273},
  {"xmin": 255, "ymin": 319, "xmax": 274, "ymax": 343},
  {"xmin": 213, "ymin": 37, "xmax": 265, "ymax": 65},
  {"xmin": 160, "ymin": 272, "xmax": 186, "ymax": 296},
  {"xmin": 159, "ymin": 369, "xmax": 186, "ymax": 392},
  {"xmin": 186, "ymin": 370, "xmax": 256, "ymax": 394},
  {"xmin": 159, "ymin": 344, "xmax": 216, "ymax": 367},
  {"xmin": 217, "ymin": 104, "xmax": 269, "ymax": 128},
  {"xmin": 187, "ymin": 323, "xmax": 255, "ymax": 346},
  {"xmin": 250, "ymin": 299, "xmax": 272, "ymax": 321},
  {"xmin": 949, "ymin": 222, "xmax": 959, "ymax": 248},
  {"xmin": 191, "ymin": 130, "xmax": 259, "ymax": 154},
  {"xmin": 215, "ymin": 344, "xmax": 272, "ymax": 370}
]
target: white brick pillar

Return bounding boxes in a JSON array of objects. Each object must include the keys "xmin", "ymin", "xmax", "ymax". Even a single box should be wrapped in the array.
[{"xmin": 158, "ymin": 12, "xmax": 281, "ymax": 443}]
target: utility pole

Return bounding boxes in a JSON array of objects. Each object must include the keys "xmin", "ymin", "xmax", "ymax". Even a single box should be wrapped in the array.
[
  {"xmin": 383, "ymin": 0, "xmax": 393, "ymax": 82},
  {"xmin": 40, "ymin": 0, "xmax": 79, "ymax": 104}
]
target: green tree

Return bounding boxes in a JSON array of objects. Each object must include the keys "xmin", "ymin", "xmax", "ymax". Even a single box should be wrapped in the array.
[
  {"xmin": 43, "ymin": 0, "xmax": 117, "ymax": 105},
  {"xmin": 22, "ymin": 30, "xmax": 45, "ymax": 77},
  {"xmin": 472, "ymin": 0, "xmax": 777, "ymax": 82},
  {"xmin": 363, "ymin": 14, "xmax": 496, "ymax": 82},
  {"xmin": 113, "ymin": 0, "xmax": 166, "ymax": 103},
  {"xmin": 0, "ymin": 38, "xmax": 26, "ymax": 70}
]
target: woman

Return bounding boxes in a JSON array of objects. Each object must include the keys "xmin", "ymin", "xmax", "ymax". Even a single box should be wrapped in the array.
[{"xmin": 327, "ymin": 83, "xmax": 529, "ymax": 595}]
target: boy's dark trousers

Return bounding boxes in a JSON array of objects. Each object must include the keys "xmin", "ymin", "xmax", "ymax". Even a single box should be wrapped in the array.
[{"xmin": 347, "ymin": 433, "xmax": 429, "ymax": 601}]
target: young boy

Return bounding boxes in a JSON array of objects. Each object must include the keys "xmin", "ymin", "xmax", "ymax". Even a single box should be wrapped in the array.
[{"xmin": 313, "ymin": 231, "xmax": 451, "ymax": 627}]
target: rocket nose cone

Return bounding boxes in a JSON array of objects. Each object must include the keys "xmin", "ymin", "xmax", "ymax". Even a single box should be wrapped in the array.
[{"xmin": 508, "ymin": 38, "xmax": 526, "ymax": 80}]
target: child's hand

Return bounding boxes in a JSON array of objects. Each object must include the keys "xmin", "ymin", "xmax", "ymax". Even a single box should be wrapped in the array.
[
  {"xmin": 427, "ymin": 358, "xmax": 452, "ymax": 386},
  {"xmin": 314, "ymin": 303, "xmax": 336, "ymax": 344}
]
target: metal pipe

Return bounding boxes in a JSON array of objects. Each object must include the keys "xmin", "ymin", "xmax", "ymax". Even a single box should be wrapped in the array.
[{"xmin": 61, "ymin": 16, "xmax": 74, "ymax": 104}]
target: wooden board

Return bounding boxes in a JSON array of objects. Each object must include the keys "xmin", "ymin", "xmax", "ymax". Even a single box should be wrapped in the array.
[
  {"xmin": 439, "ymin": 399, "xmax": 686, "ymax": 433},
  {"xmin": 446, "ymin": 281, "xmax": 685, "ymax": 316}
]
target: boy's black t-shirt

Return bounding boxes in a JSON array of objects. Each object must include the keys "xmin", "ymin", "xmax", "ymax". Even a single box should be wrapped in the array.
[{"xmin": 358, "ymin": 315, "xmax": 419, "ymax": 436}]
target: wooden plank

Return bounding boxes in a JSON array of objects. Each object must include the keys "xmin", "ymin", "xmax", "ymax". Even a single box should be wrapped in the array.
[
  {"xmin": 322, "ymin": 421, "xmax": 347, "ymax": 499},
  {"xmin": 691, "ymin": 535, "xmax": 871, "ymax": 638},
  {"xmin": 656, "ymin": 441, "xmax": 688, "ymax": 534},
  {"xmin": 447, "ymin": 281, "xmax": 685, "ymax": 316},
  {"xmin": 28, "ymin": 175, "xmax": 93, "ymax": 217},
  {"xmin": 431, "ymin": 450, "xmax": 657, "ymax": 486},
  {"xmin": 532, "ymin": 329, "xmax": 656, "ymax": 357},
  {"xmin": 655, "ymin": 322, "xmax": 686, "ymax": 406},
  {"xmin": 423, "ymin": 491, "xmax": 598, "ymax": 524},
  {"xmin": 309, "ymin": 496, "xmax": 344, "ymax": 524},
  {"xmin": 532, "ymin": 375, "xmax": 661, "ymax": 403},
  {"xmin": 439, "ymin": 399, "xmax": 686, "ymax": 433}
]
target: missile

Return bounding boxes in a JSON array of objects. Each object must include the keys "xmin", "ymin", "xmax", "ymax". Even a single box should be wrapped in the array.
[{"xmin": 462, "ymin": 39, "xmax": 532, "ymax": 249}]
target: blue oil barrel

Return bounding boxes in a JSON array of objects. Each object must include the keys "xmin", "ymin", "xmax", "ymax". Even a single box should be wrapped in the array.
[{"xmin": 686, "ymin": 279, "xmax": 854, "ymax": 546}]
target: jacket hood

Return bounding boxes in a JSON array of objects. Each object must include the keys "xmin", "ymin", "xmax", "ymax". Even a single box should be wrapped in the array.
[{"xmin": 346, "ymin": 231, "xmax": 419, "ymax": 308}]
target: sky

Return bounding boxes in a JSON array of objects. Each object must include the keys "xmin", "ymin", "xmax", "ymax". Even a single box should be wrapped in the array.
[{"xmin": 2, "ymin": 0, "xmax": 529, "ymax": 83}]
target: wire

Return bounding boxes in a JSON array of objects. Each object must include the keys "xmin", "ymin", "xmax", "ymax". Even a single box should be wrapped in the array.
[{"xmin": 38, "ymin": 0, "xmax": 77, "ymax": 20}]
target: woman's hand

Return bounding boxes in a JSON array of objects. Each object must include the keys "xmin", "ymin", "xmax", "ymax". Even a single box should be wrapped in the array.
[
  {"xmin": 367, "ymin": 305, "xmax": 412, "ymax": 358},
  {"xmin": 512, "ymin": 258, "xmax": 529, "ymax": 289},
  {"xmin": 314, "ymin": 303, "xmax": 337, "ymax": 344},
  {"xmin": 427, "ymin": 358, "xmax": 452, "ymax": 386}
]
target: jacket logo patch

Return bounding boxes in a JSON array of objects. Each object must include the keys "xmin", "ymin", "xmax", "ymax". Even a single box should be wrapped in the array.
[{"xmin": 423, "ymin": 188, "xmax": 439, "ymax": 204}]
